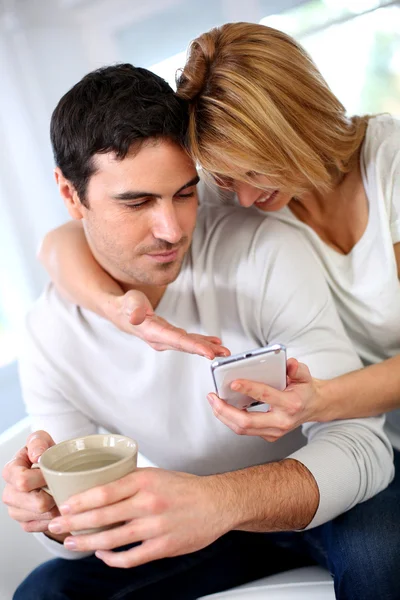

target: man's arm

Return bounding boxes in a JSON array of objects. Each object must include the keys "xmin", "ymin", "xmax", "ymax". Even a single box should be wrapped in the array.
[
  {"xmin": 44, "ymin": 460, "xmax": 318, "ymax": 568},
  {"xmin": 214, "ymin": 459, "xmax": 319, "ymax": 531},
  {"xmin": 10, "ymin": 300, "xmax": 98, "ymax": 559}
]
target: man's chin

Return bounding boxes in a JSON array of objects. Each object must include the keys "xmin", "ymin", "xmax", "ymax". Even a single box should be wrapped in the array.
[{"xmin": 140, "ymin": 258, "xmax": 184, "ymax": 287}]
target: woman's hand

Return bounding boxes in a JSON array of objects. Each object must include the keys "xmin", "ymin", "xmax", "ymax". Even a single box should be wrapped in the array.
[
  {"xmin": 105, "ymin": 289, "xmax": 230, "ymax": 360},
  {"xmin": 207, "ymin": 359, "xmax": 324, "ymax": 441}
]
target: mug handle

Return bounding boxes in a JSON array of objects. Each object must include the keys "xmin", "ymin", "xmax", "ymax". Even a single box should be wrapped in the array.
[{"xmin": 31, "ymin": 463, "xmax": 52, "ymax": 495}]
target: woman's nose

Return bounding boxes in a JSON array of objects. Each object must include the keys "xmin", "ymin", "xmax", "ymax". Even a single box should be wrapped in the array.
[{"xmin": 235, "ymin": 182, "xmax": 260, "ymax": 208}]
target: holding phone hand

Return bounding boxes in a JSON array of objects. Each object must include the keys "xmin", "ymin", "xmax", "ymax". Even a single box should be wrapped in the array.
[
  {"xmin": 2, "ymin": 431, "xmax": 60, "ymax": 534},
  {"xmin": 108, "ymin": 289, "xmax": 230, "ymax": 360},
  {"xmin": 208, "ymin": 359, "xmax": 323, "ymax": 442}
]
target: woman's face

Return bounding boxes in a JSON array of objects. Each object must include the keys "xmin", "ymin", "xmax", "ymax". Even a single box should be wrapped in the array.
[{"xmin": 215, "ymin": 173, "xmax": 293, "ymax": 212}]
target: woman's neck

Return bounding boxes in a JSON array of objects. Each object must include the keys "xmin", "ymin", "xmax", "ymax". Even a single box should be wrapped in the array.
[{"xmin": 288, "ymin": 164, "xmax": 369, "ymax": 255}]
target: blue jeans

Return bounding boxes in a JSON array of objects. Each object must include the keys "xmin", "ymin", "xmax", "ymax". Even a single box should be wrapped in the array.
[{"xmin": 14, "ymin": 450, "xmax": 400, "ymax": 600}]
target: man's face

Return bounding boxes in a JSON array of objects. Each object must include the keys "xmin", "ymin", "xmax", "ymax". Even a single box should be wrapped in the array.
[{"xmin": 81, "ymin": 139, "xmax": 199, "ymax": 290}]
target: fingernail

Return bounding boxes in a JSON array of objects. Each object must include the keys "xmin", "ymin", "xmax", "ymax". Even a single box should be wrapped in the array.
[
  {"xmin": 64, "ymin": 539, "xmax": 77, "ymax": 550},
  {"xmin": 59, "ymin": 504, "xmax": 71, "ymax": 514},
  {"xmin": 231, "ymin": 382, "xmax": 240, "ymax": 391},
  {"xmin": 95, "ymin": 551, "xmax": 104, "ymax": 559},
  {"xmin": 48, "ymin": 522, "xmax": 62, "ymax": 534},
  {"xmin": 207, "ymin": 394, "xmax": 215, "ymax": 406}
]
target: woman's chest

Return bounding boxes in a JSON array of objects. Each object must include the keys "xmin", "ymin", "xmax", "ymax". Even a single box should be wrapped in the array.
[{"xmin": 331, "ymin": 255, "xmax": 400, "ymax": 364}]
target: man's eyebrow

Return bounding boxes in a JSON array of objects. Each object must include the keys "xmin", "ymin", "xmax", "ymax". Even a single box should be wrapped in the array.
[{"xmin": 112, "ymin": 175, "xmax": 200, "ymax": 201}]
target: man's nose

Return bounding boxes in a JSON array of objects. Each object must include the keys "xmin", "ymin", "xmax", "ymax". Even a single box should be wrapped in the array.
[
  {"xmin": 152, "ymin": 204, "xmax": 183, "ymax": 244},
  {"xmin": 235, "ymin": 182, "xmax": 259, "ymax": 208}
]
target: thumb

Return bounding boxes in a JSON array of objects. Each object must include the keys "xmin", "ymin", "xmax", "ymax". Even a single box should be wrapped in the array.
[
  {"xmin": 121, "ymin": 291, "xmax": 153, "ymax": 325},
  {"xmin": 27, "ymin": 431, "xmax": 55, "ymax": 464},
  {"xmin": 287, "ymin": 358, "xmax": 312, "ymax": 384}
]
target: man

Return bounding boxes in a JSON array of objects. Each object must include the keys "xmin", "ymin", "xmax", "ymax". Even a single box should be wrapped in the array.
[{"xmin": 2, "ymin": 64, "xmax": 395, "ymax": 600}]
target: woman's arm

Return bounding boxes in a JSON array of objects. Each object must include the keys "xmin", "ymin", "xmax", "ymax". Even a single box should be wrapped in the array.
[
  {"xmin": 208, "ymin": 355, "xmax": 400, "ymax": 441},
  {"xmin": 38, "ymin": 222, "xmax": 229, "ymax": 359},
  {"xmin": 38, "ymin": 221, "xmax": 125, "ymax": 320},
  {"xmin": 319, "ymin": 354, "xmax": 400, "ymax": 420}
]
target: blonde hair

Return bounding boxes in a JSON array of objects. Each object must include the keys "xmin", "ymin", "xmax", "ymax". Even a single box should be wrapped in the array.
[{"xmin": 177, "ymin": 22, "xmax": 369, "ymax": 194}]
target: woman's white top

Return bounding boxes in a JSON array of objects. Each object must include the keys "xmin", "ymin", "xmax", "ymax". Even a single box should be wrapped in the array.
[{"xmin": 270, "ymin": 115, "xmax": 400, "ymax": 438}]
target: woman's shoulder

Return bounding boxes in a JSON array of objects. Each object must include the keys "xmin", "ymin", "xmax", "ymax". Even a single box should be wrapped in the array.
[
  {"xmin": 363, "ymin": 114, "xmax": 400, "ymax": 165},
  {"xmin": 362, "ymin": 114, "xmax": 400, "ymax": 236}
]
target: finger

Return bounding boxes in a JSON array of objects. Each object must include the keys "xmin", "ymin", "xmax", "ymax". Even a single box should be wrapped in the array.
[
  {"xmin": 198, "ymin": 339, "xmax": 230, "ymax": 358},
  {"xmin": 50, "ymin": 495, "xmax": 134, "ymax": 534},
  {"xmin": 123, "ymin": 291, "xmax": 153, "ymax": 325},
  {"xmin": 261, "ymin": 429, "xmax": 289, "ymax": 442},
  {"xmin": 211, "ymin": 407, "xmax": 286, "ymax": 440},
  {"xmin": 51, "ymin": 488, "xmax": 165, "ymax": 535},
  {"xmin": 96, "ymin": 538, "xmax": 166, "ymax": 569},
  {"xmin": 62, "ymin": 518, "xmax": 157, "ymax": 553},
  {"xmin": 2, "ymin": 447, "xmax": 30, "ymax": 482},
  {"xmin": 26, "ymin": 431, "xmax": 55, "ymax": 463},
  {"xmin": 204, "ymin": 337, "xmax": 222, "ymax": 345},
  {"xmin": 8, "ymin": 505, "xmax": 59, "ymax": 523},
  {"xmin": 20, "ymin": 519, "xmax": 53, "ymax": 533},
  {"xmin": 208, "ymin": 394, "xmax": 285, "ymax": 433},
  {"xmin": 286, "ymin": 358, "xmax": 299, "ymax": 380},
  {"xmin": 287, "ymin": 360, "xmax": 312, "ymax": 384},
  {"xmin": 129, "ymin": 306, "xmax": 148, "ymax": 326},
  {"xmin": 3, "ymin": 485, "xmax": 56, "ymax": 513},
  {"xmin": 230, "ymin": 380, "xmax": 288, "ymax": 408},
  {"xmin": 2, "ymin": 451, "xmax": 46, "ymax": 491},
  {"xmin": 60, "ymin": 469, "xmax": 149, "ymax": 514},
  {"xmin": 164, "ymin": 330, "xmax": 228, "ymax": 359},
  {"xmin": 208, "ymin": 394, "xmax": 257, "ymax": 432}
]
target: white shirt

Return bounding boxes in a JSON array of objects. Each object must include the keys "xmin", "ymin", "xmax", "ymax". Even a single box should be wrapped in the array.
[
  {"xmin": 19, "ymin": 204, "xmax": 393, "ymax": 559},
  {"xmin": 268, "ymin": 115, "xmax": 400, "ymax": 438}
]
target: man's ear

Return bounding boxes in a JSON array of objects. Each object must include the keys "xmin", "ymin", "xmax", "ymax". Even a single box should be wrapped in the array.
[{"xmin": 54, "ymin": 167, "xmax": 85, "ymax": 220}]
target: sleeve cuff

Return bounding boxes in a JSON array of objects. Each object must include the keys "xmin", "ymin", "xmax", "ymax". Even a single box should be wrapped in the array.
[{"xmin": 289, "ymin": 437, "xmax": 371, "ymax": 529}]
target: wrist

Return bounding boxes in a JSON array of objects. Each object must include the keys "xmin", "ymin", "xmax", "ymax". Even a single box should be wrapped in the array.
[
  {"xmin": 100, "ymin": 293, "xmax": 124, "ymax": 323},
  {"xmin": 315, "ymin": 378, "xmax": 337, "ymax": 422},
  {"xmin": 204, "ymin": 474, "xmax": 244, "ymax": 533}
]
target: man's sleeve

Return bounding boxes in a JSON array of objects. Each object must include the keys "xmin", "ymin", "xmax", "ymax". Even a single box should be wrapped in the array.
[
  {"xmin": 18, "ymin": 307, "xmax": 97, "ymax": 559},
  {"xmin": 250, "ymin": 219, "xmax": 394, "ymax": 528}
]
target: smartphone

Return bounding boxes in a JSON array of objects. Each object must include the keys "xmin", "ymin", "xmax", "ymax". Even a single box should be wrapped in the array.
[{"xmin": 211, "ymin": 344, "xmax": 286, "ymax": 411}]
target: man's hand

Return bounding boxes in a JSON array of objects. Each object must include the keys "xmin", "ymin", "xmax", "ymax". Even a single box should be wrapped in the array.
[
  {"xmin": 106, "ymin": 290, "xmax": 230, "ymax": 360},
  {"xmin": 2, "ymin": 431, "xmax": 62, "ymax": 536},
  {"xmin": 47, "ymin": 468, "xmax": 235, "ymax": 568},
  {"xmin": 208, "ymin": 359, "xmax": 324, "ymax": 442}
]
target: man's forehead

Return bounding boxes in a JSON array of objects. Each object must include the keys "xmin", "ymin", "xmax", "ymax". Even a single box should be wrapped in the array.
[
  {"xmin": 92, "ymin": 138, "xmax": 194, "ymax": 173},
  {"xmin": 87, "ymin": 139, "xmax": 197, "ymax": 196}
]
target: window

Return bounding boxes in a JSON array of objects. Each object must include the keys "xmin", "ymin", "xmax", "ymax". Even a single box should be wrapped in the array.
[{"xmin": 261, "ymin": 0, "xmax": 400, "ymax": 115}]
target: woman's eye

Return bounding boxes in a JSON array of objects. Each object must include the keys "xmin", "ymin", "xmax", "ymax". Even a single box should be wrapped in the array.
[{"xmin": 213, "ymin": 175, "xmax": 234, "ymax": 189}]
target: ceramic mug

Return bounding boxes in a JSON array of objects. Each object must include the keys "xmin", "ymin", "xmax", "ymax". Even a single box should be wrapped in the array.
[{"xmin": 37, "ymin": 433, "xmax": 138, "ymax": 534}]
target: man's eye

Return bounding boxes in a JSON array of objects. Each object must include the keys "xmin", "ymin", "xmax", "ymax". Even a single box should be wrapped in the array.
[
  {"xmin": 176, "ymin": 191, "xmax": 196, "ymax": 200},
  {"xmin": 126, "ymin": 200, "xmax": 149, "ymax": 209}
]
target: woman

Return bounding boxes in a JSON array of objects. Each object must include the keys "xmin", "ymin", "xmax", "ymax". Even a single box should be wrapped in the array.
[{"xmin": 39, "ymin": 22, "xmax": 400, "ymax": 445}]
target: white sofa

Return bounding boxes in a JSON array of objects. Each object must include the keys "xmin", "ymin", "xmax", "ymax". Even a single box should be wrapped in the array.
[{"xmin": 0, "ymin": 418, "xmax": 336, "ymax": 600}]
